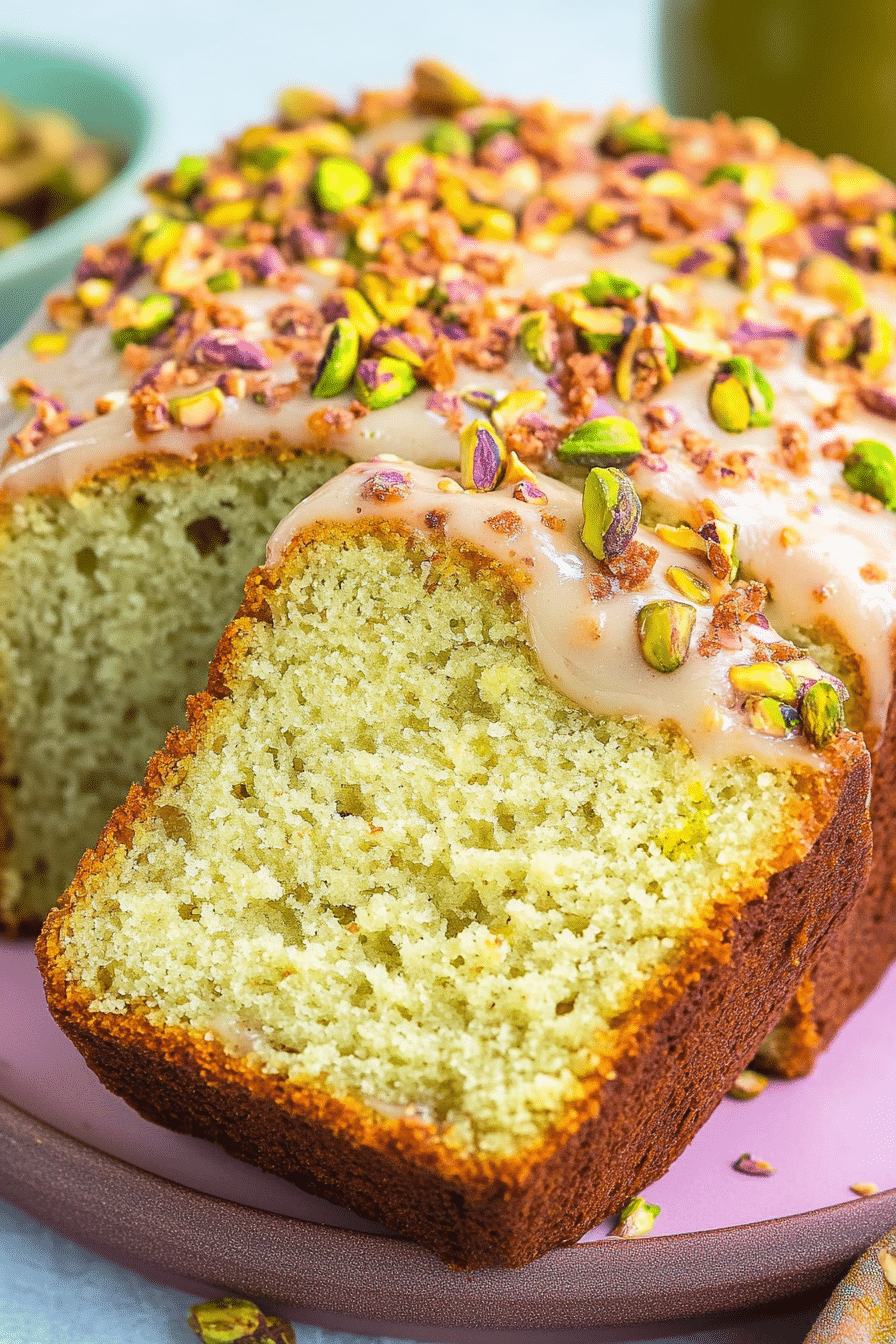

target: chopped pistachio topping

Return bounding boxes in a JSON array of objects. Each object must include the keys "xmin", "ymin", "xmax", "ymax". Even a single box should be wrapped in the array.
[
  {"xmin": 666, "ymin": 566, "xmax": 711, "ymax": 604},
  {"xmin": 518, "ymin": 310, "xmax": 558, "ymax": 372},
  {"xmin": 168, "ymin": 386, "xmax": 226, "ymax": 430},
  {"xmin": 353, "ymin": 355, "xmax": 416, "ymax": 410},
  {"xmin": 26, "ymin": 332, "xmax": 69, "ymax": 358},
  {"xmin": 800, "ymin": 679, "xmax": 845, "ymax": 749},
  {"xmin": 636, "ymin": 600, "xmax": 696, "ymax": 674},
  {"xmin": 843, "ymin": 439, "xmax": 896, "ymax": 509},
  {"xmin": 459, "ymin": 419, "xmax": 507, "ymax": 491},
  {"xmin": 733, "ymin": 1153, "xmax": 776, "ymax": 1177},
  {"xmin": 796, "ymin": 254, "xmax": 866, "ymax": 314},
  {"xmin": 581, "ymin": 269, "xmax": 642, "ymax": 305},
  {"xmin": 311, "ymin": 319, "xmax": 360, "ymax": 398},
  {"xmin": 559, "ymin": 416, "xmax": 642, "ymax": 468},
  {"xmin": 491, "ymin": 389, "xmax": 547, "ymax": 435},
  {"xmin": 581, "ymin": 466, "xmax": 641, "ymax": 561},
  {"xmin": 314, "ymin": 156, "xmax": 373, "ymax": 212},
  {"xmin": 708, "ymin": 356, "xmax": 773, "ymax": 433}
]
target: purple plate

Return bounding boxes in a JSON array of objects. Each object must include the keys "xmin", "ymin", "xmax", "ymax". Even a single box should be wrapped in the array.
[{"xmin": 2, "ymin": 941, "xmax": 894, "ymax": 1337}]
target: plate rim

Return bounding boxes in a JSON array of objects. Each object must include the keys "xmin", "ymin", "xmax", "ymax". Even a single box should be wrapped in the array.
[{"xmin": 2, "ymin": 1092, "xmax": 894, "ymax": 1331}]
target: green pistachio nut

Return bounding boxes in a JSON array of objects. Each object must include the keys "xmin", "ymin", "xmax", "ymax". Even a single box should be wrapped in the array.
[
  {"xmin": 383, "ymin": 144, "xmax": 428, "ymax": 191},
  {"xmin": 297, "ymin": 120, "xmax": 354, "ymax": 158},
  {"xmin": 353, "ymin": 356, "xmax": 416, "ymax": 409},
  {"xmin": 582, "ymin": 466, "xmax": 641, "ymax": 561},
  {"xmin": 612, "ymin": 1197, "xmax": 661, "ymax": 1239},
  {"xmin": 559, "ymin": 416, "xmax": 642, "ymax": 468},
  {"xmin": 314, "ymin": 156, "xmax": 372, "ymax": 211},
  {"xmin": 464, "ymin": 106, "xmax": 518, "ymax": 146},
  {"xmin": 842, "ymin": 439, "xmax": 896, "ymax": 509},
  {"xmin": 573, "ymin": 306, "xmax": 629, "ymax": 353},
  {"xmin": 491, "ymin": 389, "xmax": 547, "ymax": 435},
  {"xmin": 796, "ymin": 255, "xmax": 866, "ymax": 314},
  {"xmin": 707, "ymin": 356, "xmax": 773, "ymax": 432},
  {"xmin": 422, "ymin": 120, "xmax": 473, "ymax": 158},
  {"xmin": 207, "ymin": 268, "xmax": 242, "ymax": 293},
  {"xmin": 311, "ymin": 319, "xmax": 360, "ymax": 397},
  {"xmin": 665, "ymin": 565, "xmax": 711, "ymax": 603},
  {"xmin": 636, "ymin": 600, "xmax": 696, "ymax": 673},
  {"xmin": 730, "ymin": 239, "xmax": 764, "ymax": 290},
  {"xmin": 729, "ymin": 661, "xmax": 798, "ymax": 704},
  {"xmin": 581, "ymin": 269, "xmax": 642, "ymax": 305},
  {"xmin": 358, "ymin": 272, "xmax": 430, "ymax": 323},
  {"xmin": 615, "ymin": 322, "xmax": 676, "ymax": 402},
  {"xmin": 140, "ymin": 217, "xmax": 186, "ymax": 262},
  {"xmin": 336, "ymin": 287, "xmax": 381, "ymax": 341},
  {"xmin": 27, "ymin": 332, "xmax": 68, "ymax": 357},
  {"xmin": 736, "ymin": 200, "xmax": 797, "ymax": 245},
  {"xmin": 189, "ymin": 1297, "xmax": 268, "ymax": 1343},
  {"xmin": 601, "ymin": 110, "xmax": 670, "ymax": 157},
  {"xmin": 698, "ymin": 516, "xmax": 739, "ymax": 582},
  {"xmin": 111, "ymin": 293, "xmax": 177, "ymax": 349},
  {"xmin": 584, "ymin": 201, "xmax": 622, "ymax": 234},
  {"xmin": 806, "ymin": 314, "xmax": 855, "ymax": 366},
  {"xmin": 662, "ymin": 323, "xmax": 731, "ymax": 364},
  {"xmin": 170, "ymin": 155, "xmax": 208, "ymax": 198},
  {"xmin": 800, "ymin": 679, "xmax": 845, "ymax": 749},
  {"xmin": 470, "ymin": 205, "xmax": 516, "ymax": 241},
  {"xmin": 852, "ymin": 310, "xmax": 894, "ymax": 376},
  {"xmin": 704, "ymin": 162, "xmax": 748, "ymax": 187},
  {"xmin": 518, "ymin": 311, "xmax": 558, "ymax": 371},
  {"xmin": 459, "ymin": 418, "xmax": 508, "ymax": 490},
  {"xmin": 743, "ymin": 696, "xmax": 800, "ymax": 738},
  {"xmin": 168, "ymin": 386, "xmax": 226, "ymax": 430},
  {"xmin": 412, "ymin": 60, "xmax": 482, "ymax": 114}
]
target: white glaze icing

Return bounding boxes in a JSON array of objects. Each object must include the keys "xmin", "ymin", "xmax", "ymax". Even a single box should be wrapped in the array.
[{"xmin": 267, "ymin": 459, "xmax": 825, "ymax": 768}]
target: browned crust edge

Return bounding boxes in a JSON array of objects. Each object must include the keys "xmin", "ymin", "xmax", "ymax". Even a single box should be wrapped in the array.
[
  {"xmin": 758, "ymin": 657, "xmax": 896, "ymax": 1077},
  {"xmin": 37, "ymin": 523, "xmax": 873, "ymax": 1268}
]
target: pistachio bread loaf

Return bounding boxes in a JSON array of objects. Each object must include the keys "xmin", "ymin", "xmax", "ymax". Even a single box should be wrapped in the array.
[
  {"xmin": 6, "ymin": 61, "xmax": 896, "ymax": 1077},
  {"xmin": 39, "ymin": 459, "xmax": 871, "ymax": 1269}
]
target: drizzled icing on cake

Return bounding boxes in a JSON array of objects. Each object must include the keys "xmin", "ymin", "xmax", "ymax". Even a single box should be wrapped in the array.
[
  {"xmin": 267, "ymin": 459, "xmax": 831, "ymax": 767},
  {"xmin": 3, "ymin": 67, "xmax": 896, "ymax": 739}
]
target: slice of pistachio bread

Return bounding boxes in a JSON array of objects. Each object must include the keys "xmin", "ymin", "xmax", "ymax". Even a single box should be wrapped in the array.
[
  {"xmin": 39, "ymin": 458, "xmax": 871, "ymax": 1269},
  {"xmin": 5, "ymin": 62, "xmax": 896, "ymax": 1076}
]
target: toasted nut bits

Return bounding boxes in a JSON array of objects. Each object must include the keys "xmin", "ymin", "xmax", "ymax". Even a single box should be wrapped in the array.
[
  {"xmin": 708, "ymin": 356, "xmax": 774, "ymax": 433},
  {"xmin": 582, "ymin": 467, "xmax": 641, "ymax": 560},
  {"xmin": 559, "ymin": 416, "xmax": 642, "ymax": 468},
  {"xmin": 843, "ymin": 439, "xmax": 896, "ymax": 509},
  {"xmin": 610, "ymin": 1196, "xmax": 661, "ymax": 1238},
  {"xmin": 636, "ymin": 600, "xmax": 696, "ymax": 673},
  {"xmin": 460, "ymin": 419, "xmax": 507, "ymax": 491},
  {"xmin": 353, "ymin": 356, "xmax": 416, "ymax": 409},
  {"xmin": 311, "ymin": 319, "xmax": 360, "ymax": 397},
  {"xmin": 189, "ymin": 1297, "xmax": 296, "ymax": 1344},
  {"xmin": 615, "ymin": 323, "xmax": 677, "ymax": 402}
]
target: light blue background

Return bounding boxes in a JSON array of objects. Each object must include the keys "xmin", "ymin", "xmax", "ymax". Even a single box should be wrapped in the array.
[{"xmin": 0, "ymin": 2, "xmax": 825, "ymax": 1339}]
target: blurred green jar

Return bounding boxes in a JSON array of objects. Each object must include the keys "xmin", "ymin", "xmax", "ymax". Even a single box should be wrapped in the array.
[{"xmin": 661, "ymin": 0, "xmax": 896, "ymax": 179}]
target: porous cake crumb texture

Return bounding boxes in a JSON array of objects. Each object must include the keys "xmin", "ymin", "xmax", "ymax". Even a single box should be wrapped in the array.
[
  {"xmin": 0, "ymin": 452, "xmax": 345, "ymax": 924},
  {"xmin": 64, "ymin": 534, "xmax": 804, "ymax": 1154}
]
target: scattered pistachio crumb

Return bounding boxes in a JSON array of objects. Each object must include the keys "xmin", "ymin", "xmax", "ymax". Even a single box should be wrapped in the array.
[
  {"xmin": 728, "ymin": 1068, "xmax": 768, "ymax": 1100},
  {"xmin": 609, "ymin": 1195, "xmax": 660, "ymax": 1238},
  {"xmin": 850, "ymin": 1181, "xmax": 879, "ymax": 1197},
  {"xmin": 733, "ymin": 1152, "xmax": 775, "ymax": 1176}
]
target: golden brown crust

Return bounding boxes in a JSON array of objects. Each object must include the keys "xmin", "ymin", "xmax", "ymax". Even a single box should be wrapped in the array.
[
  {"xmin": 37, "ymin": 525, "xmax": 873, "ymax": 1268},
  {"xmin": 758, "ymin": 654, "xmax": 896, "ymax": 1077}
]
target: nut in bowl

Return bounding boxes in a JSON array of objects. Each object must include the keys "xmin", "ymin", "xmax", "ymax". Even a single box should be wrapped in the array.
[{"xmin": 0, "ymin": 40, "xmax": 156, "ymax": 341}]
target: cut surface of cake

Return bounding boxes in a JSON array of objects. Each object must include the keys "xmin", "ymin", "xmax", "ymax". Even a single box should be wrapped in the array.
[
  {"xmin": 39, "ymin": 459, "xmax": 871, "ymax": 1269},
  {"xmin": 5, "ymin": 61, "xmax": 896, "ymax": 1074}
]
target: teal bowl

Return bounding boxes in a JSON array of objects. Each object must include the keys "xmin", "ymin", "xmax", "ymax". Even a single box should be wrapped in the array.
[{"xmin": 0, "ymin": 40, "xmax": 157, "ymax": 341}]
